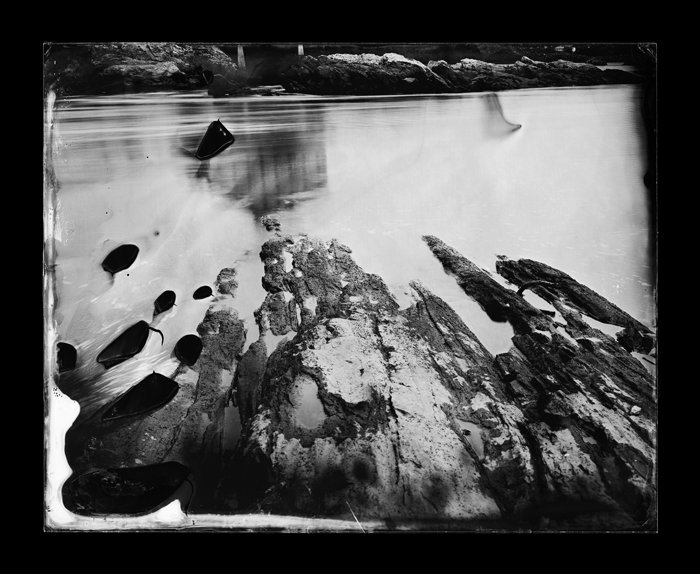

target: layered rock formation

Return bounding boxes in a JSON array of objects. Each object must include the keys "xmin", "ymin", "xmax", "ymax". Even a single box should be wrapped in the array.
[
  {"xmin": 279, "ymin": 53, "xmax": 641, "ymax": 96},
  {"xmin": 229, "ymin": 235, "xmax": 656, "ymax": 528},
  {"xmin": 61, "ymin": 234, "xmax": 656, "ymax": 530}
]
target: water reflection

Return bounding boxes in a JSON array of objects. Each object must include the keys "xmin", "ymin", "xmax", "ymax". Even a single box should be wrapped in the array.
[
  {"xmin": 173, "ymin": 98, "xmax": 329, "ymax": 218},
  {"xmin": 214, "ymin": 127, "xmax": 327, "ymax": 219}
]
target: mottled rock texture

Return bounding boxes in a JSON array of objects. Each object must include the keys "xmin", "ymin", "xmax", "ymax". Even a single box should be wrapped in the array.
[
  {"xmin": 224, "ymin": 235, "xmax": 656, "ymax": 529},
  {"xmin": 61, "ymin": 236, "xmax": 656, "ymax": 530},
  {"xmin": 423, "ymin": 236, "xmax": 656, "ymax": 529}
]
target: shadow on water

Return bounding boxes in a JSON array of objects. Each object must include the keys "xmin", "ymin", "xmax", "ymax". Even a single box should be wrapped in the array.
[
  {"xmin": 212, "ymin": 128, "xmax": 329, "ymax": 221},
  {"xmin": 174, "ymin": 99, "xmax": 330, "ymax": 222},
  {"xmin": 482, "ymin": 93, "xmax": 522, "ymax": 136}
]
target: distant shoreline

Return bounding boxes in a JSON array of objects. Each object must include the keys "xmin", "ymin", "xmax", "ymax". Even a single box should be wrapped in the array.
[{"xmin": 43, "ymin": 43, "xmax": 654, "ymax": 99}]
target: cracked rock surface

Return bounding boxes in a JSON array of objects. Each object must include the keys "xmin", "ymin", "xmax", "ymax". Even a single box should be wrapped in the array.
[{"xmin": 225, "ymin": 235, "xmax": 656, "ymax": 529}]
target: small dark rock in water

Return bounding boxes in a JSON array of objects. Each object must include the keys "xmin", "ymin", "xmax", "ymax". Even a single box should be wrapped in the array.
[
  {"xmin": 482, "ymin": 299, "xmax": 509, "ymax": 322},
  {"xmin": 193, "ymin": 286, "xmax": 213, "ymax": 300},
  {"xmin": 101, "ymin": 244, "xmax": 139, "ymax": 275},
  {"xmin": 102, "ymin": 372, "xmax": 179, "ymax": 421},
  {"xmin": 66, "ymin": 461, "xmax": 190, "ymax": 515},
  {"xmin": 174, "ymin": 334, "xmax": 203, "ymax": 366},
  {"xmin": 57, "ymin": 342, "xmax": 77, "ymax": 372},
  {"xmin": 96, "ymin": 321, "xmax": 163, "ymax": 369},
  {"xmin": 153, "ymin": 290, "xmax": 176, "ymax": 316},
  {"xmin": 260, "ymin": 215, "xmax": 281, "ymax": 232},
  {"xmin": 195, "ymin": 120, "xmax": 235, "ymax": 161}
]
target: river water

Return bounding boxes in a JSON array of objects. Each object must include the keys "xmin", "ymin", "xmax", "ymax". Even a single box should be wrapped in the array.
[{"xmin": 46, "ymin": 84, "xmax": 655, "ymax": 421}]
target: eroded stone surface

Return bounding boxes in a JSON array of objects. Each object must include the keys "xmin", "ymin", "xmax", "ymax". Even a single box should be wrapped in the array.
[
  {"xmin": 423, "ymin": 235, "xmax": 656, "ymax": 528},
  {"xmin": 225, "ymin": 235, "xmax": 656, "ymax": 529}
]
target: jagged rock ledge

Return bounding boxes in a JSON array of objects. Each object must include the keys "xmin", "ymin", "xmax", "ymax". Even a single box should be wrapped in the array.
[{"xmin": 61, "ymin": 234, "xmax": 656, "ymax": 530}]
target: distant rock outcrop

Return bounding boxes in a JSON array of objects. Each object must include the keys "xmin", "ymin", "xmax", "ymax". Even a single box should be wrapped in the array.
[
  {"xmin": 279, "ymin": 53, "xmax": 641, "ymax": 96},
  {"xmin": 44, "ymin": 42, "xmax": 246, "ymax": 97},
  {"xmin": 61, "ymin": 235, "xmax": 656, "ymax": 529},
  {"xmin": 45, "ymin": 44, "xmax": 644, "ymax": 99}
]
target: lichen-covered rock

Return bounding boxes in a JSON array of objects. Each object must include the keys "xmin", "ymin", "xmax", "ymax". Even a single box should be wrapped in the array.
[
  {"xmin": 215, "ymin": 267, "xmax": 238, "ymax": 296},
  {"xmin": 260, "ymin": 215, "xmax": 282, "ymax": 232},
  {"xmin": 227, "ymin": 236, "xmax": 507, "ymax": 521}
]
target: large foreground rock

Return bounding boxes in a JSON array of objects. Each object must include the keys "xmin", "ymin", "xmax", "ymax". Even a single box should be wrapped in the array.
[
  {"xmin": 223, "ymin": 235, "xmax": 656, "ymax": 529},
  {"xmin": 279, "ymin": 53, "xmax": 641, "ymax": 96},
  {"xmin": 61, "ymin": 235, "xmax": 656, "ymax": 530}
]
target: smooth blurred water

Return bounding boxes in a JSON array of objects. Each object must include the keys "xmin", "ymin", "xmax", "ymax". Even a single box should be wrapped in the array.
[{"xmin": 47, "ymin": 85, "xmax": 655, "ymax": 419}]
